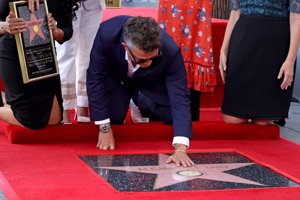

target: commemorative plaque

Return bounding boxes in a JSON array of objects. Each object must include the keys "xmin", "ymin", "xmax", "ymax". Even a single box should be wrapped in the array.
[{"xmin": 9, "ymin": 0, "xmax": 59, "ymax": 83}]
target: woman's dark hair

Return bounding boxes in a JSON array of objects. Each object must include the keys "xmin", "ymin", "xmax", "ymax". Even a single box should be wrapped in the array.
[{"xmin": 62, "ymin": 0, "xmax": 86, "ymax": 20}]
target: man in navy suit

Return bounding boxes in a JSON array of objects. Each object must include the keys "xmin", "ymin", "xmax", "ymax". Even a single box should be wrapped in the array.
[{"xmin": 87, "ymin": 16, "xmax": 194, "ymax": 167}]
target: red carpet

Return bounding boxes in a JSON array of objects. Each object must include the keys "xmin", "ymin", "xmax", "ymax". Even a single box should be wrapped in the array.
[
  {"xmin": 0, "ymin": 136, "xmax": 300, "ymax": 199},
  {"xmin": 0, "ymin": 7, "xmax": 299, "ymax": 200}
]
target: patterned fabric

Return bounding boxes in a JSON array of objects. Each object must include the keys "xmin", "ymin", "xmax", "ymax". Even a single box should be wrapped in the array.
[
  {"xmin": 158, "ymin": 0, "xmax": 216, "ymax": 92},
  {"xmin": 230, "ymin": 0, "xmax": 240, "ymax": 10},
  {"xmin": 290, "ymin": 0, "xmax": 300, "ymax": 13},
  {"xmin": 230, "ymin": 0, "xmax": 300, "ymax": 16}
]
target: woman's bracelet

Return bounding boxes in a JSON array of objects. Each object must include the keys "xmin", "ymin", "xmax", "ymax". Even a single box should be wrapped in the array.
[{"xmin": 0, "ymin": 21, "xmax": 8, "ymax": 34}]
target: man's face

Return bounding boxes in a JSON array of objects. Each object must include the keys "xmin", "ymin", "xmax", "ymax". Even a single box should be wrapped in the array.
[{"xmin": 123, "ymin": 43, "xmax": 161, "ymax": 68}]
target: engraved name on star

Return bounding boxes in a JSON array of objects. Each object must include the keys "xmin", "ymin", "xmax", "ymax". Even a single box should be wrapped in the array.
[
  {"xmin": 99, "ymin": 154, "xmax": 265, "ymax": 190},
  {"xmin": 27, "ymin": 12, "xmax": 45, "ymax": 43}
]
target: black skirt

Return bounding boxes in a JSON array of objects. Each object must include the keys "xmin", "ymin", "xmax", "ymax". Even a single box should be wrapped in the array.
[
  {"xmin": 0, "ymin": 34, "xmax": 63, "ymax": 129},
  {"xmin": 222, "ymin": 15, "xmax": 294, "ymax": 120}
]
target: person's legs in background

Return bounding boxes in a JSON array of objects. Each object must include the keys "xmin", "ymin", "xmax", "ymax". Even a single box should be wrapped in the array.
[
  {"xmin": 76, "ymin": 0, "xmax": 103, "ymax": 120},
  {"xmin": 56, "ymin": 11, "xmax": 80, "ymax": 123},
  {"xmin": 223, "ymin": 114, "xmax": 248, "ymax": 124},
  {"xmin": 253, "ymin": 119, "xmax": 271, "ymax": 125},
  {"xmin": 56, "ymin": 0, "xmax": 103, "ymax": 123},
  {"xmin": 223, "ymin": 114, "xmax": 271, "ymax": 125},
  {"xmin": 190, "ymin": 89, "xmax": 201, "ymax": 121},
  {"xmin": 56, "ymin": 7, "xmax": 82, "ymax": 124}
]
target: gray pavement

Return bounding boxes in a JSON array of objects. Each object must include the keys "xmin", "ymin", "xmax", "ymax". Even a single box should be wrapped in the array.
[
  {"xmin": 121, "ymin": 0, "xmax": 158, "ymax": 8},
  {"xmin": 280, "ymin": 101, "xmax": 300, "ymax": 144}
]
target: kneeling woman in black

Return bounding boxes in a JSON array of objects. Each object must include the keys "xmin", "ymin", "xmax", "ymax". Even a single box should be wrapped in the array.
[{"xmin": 0, "ymin": 0, "xmax": 82, "ymax": 129}]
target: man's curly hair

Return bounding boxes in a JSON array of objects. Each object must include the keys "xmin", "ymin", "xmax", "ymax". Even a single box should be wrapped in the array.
[{"xmin": 123, "ymin": 16, "xmax": 161, "ymax": 53}]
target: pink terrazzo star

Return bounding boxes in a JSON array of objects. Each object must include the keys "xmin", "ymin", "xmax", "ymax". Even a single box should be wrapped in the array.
[{"xmin": 100, "ymin": 154, "xmax": 265, "ymax": 189}]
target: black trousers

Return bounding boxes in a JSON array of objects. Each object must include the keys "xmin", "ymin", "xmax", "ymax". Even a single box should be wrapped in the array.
[{"xmin": 190, "ymin": 89, "xmax": 201, "ymax": 121}]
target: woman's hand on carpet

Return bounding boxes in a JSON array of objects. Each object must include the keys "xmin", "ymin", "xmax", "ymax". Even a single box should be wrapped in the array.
[{"xmin": 97, "ymin": 130, "xmax": 115, "ymax": 150}]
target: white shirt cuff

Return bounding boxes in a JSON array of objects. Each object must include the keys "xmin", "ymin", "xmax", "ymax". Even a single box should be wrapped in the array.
[
  {"xmin": 95, "ymin": 118, "xmax": 110, "ymax": 125},
  {"xmin": 172, "ymin": 136, "xmax": 190, "ymax": 147}
]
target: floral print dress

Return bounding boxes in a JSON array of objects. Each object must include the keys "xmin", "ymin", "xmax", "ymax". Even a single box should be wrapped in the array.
[{"xmin": 158, "ymin": 0, "xmax": 216, "ymax": 92}]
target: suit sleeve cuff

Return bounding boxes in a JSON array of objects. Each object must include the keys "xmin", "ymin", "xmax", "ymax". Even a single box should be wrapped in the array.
[
  {"xmin": 172, "ymin": 136, "xmax": 190, "ymax": 147},
  {"xmin": 95, "ymin": 118, "xmax": 110, "ymax": 125}
]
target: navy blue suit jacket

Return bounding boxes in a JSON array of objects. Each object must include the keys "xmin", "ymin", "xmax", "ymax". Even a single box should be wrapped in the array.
[{"xmin": 87, "ymin": 15, "xmax": 192, "ymax": 139}]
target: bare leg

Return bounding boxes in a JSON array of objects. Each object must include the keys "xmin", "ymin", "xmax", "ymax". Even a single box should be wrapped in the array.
[
  {"xmin": 0, "ymin": 96, "xmax": 61, "ymax": 127},
  {"xmin": 223, "ymin": 114, "xmax": 248, "ymax": 124},
  {"xmin": 0, "ymin": 105, "xmax": 23, "ymax": 126},
  {"xmin": 48, "ymin": 96, "xmax": 62, "ymax": 125},
  {"xmin": 75, "ymin": 106, "xmax": 90, "ymax": 123},
  {"xmin": 62, "ymin": 110, "xmax": 71, "ymax": 124},
  {"xmin": 252, "ymin": 119, "xmax": 271, "ymax": 125},
  {"xmin": 77, "ymin": 106, "xmax": 89, "ymax": 117}
]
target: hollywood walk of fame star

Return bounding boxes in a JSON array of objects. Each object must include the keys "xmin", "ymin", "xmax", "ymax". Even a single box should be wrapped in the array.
[
  {"xmin": 98, "ymin": 154, "xmax": 265, "ymax": 190},
  {"xmin": 27, "ymin": 12, "xmax": 45, "ymax": 43}
]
